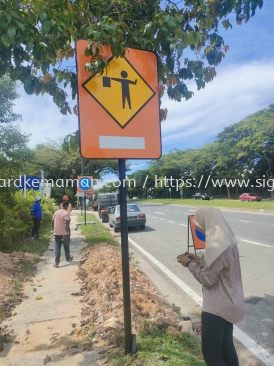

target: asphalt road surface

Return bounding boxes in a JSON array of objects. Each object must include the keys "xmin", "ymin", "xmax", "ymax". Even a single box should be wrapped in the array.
[{"xmin": 126, "ymin": 203, "xmax": 274, "ymax": 364}]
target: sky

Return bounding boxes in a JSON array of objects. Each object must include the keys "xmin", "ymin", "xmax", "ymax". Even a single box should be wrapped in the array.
[{"xmin": 13, "ymin": 1, "xmax": 274, "ymax": 183}]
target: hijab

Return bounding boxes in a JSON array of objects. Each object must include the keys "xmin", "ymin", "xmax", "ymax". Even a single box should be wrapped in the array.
[{"xmin": 193, "ymin": 207, "xmax": 238, "ymax": 267}]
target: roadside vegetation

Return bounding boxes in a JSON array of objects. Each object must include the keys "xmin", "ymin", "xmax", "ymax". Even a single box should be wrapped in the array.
[
  {"xmin": 110, "ymin": 327, "xmax": 204, "ymax": 366},
  {"xmin": 77, "ymin": 213, "xmax": 117, "ymax": 246},
  {"xmin": 0, "ymin": 190, "xmax": 55, "ymax": 253}
]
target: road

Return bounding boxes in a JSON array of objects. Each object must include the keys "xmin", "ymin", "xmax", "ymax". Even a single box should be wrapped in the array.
[{"xmin": 126, "ymin": 203, "xmax": 274, "ymax": 364}]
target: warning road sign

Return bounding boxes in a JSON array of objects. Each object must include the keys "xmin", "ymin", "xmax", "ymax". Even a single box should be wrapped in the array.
[
  {"xmin": 82, "ymin": 57, "xmax": 155, "ymax": 129},
  {"xmin": 76, "ymin": 41, "xmax": 161, "ymax": 159}
]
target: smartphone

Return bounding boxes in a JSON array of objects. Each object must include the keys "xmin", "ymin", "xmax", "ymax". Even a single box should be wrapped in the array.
[{"xmin": 178, "ymin": 252, "xmax": 188, "ymax": 257}]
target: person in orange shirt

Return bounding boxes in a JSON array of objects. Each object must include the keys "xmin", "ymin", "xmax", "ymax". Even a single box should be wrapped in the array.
[{"xmin": 52, "ymin": 201, "xmax": 73, "ymax": 267}]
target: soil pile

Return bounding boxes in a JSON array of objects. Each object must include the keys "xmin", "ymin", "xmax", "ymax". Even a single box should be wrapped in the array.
[{"xmin": 73, "ymin": 243, "xmax": 195, "ymax": 349}]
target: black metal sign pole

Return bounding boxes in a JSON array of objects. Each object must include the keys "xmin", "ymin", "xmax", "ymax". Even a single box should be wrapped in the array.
[
  {"xmin": 84, "ymin": 192, "xmax": 87, "ymax": 225},
  {"xmin": 118, "ymin": 158, "xmax": 132, "ymax": 354}
]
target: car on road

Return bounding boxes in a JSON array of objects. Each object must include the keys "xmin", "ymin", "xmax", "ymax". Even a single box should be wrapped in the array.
[
  {"xmin": 132, "ymin": 196, "xmax": 138, "ymax": 200},
  {"xmin": 239, "ymin": 193, "xmax": 261, "ymax": 202},
  {"xmin": 192, "ymin": 193, "xmax": 212, "ymax": 200},
  {"xmin": 109, "ymin": 204, "xmax": 146, "ymax": 232}
]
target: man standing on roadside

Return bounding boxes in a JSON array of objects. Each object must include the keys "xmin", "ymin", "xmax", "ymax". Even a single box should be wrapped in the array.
[
  {"xmin": 59, "ymin": 194, "xmax": 72, "ymax": 242},
  {"xmin": 31, "ymin": 196, "xmax": 42, "ymax": 239},
  {"xmin": 52, "ymin": 201, "xmax": 73, "ymax": 268}
]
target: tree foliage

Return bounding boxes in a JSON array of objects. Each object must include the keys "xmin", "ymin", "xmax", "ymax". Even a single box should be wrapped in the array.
[
  {"xmin": 0, "ymin": 75, "xmax": 33, "ymax": 205},
  {"xmin": 127, "ymin": 104, "xmax": 274, "ymax": 198},
  {"xmin": 0, "ymin": 74, "xmax": 21, "ymax": 123},
  {"xmin": 0, "ymin": 0, "xmax": 264, "ymax": 116},
  {"xmin": 216, "ymin": 104, "xmax": 274, "ymax": 185}
]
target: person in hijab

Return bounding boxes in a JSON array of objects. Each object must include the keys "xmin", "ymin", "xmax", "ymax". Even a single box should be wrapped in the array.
[{"xmin": 177, "ymin": 207, "xmax": 245, "ymax": 366}]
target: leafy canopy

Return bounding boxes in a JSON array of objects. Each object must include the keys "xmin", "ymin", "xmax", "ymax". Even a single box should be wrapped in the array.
[{"xmin": 0, "ymin": 0, "xmax": 263, "ymax": 116}]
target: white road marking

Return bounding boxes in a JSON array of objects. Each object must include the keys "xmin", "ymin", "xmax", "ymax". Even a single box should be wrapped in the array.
[
  {"xmin": 180, "ymin": 224, "xmax": 187, "ymax": 227},
  {"xmin": 239, "ymin": 220, "xmax": 250, "ymax": 223},
  {"xmin": 155, "ymin": 212, "xmax": 165, "ymax": 215},
  {"xmin": 146, "ymin": 215, "xmax": 150, "ymax": 217},
  {"xmin": 160, "ymin": 219, "xmax": 165, "ymax": 221},
  {"xmin": 169, "ymin": 221, "xmax": 175, "ymax": 223},
  {"xmin": 189, "ymin": 210, "xmax": 197, "ymax": 212},
  {"xmin": 241, "ymin": 239, "xmax": 272, "ymax": 248},
  {"xmin": 152, "ymin": 217, "xmax": 157, "ymax": 219},
  {"xmin": 128, "ymin": 237, "xmax": 274, "ymax": 366},
  {"xmin": 173, "ymin": 211, "xmax": 178, "ymax": 212}
]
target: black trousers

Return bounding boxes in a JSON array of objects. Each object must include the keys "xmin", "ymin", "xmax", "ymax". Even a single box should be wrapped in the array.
[
  {"xmin": 201, "ymin": 312, "xmax": 239, "ymax": 366},
  {"xmin": 32, "ymin": 218, "xmax": 41, "ymax": 238}
]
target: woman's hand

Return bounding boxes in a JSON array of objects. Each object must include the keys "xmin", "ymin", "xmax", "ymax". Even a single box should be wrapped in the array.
[
  {"xmin": 186, "ymin": 252, "xmax": 200, "ymax": 264},
  {"xmin": 177, "ymin": 255, "xmax": 191, "ymax": 267}
]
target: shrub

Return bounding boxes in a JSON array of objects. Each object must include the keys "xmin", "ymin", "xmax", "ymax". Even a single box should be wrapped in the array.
[
  {"xmin": 0, "ymin": 190, "xmax": 56, "ymax": 250},
  {"xmin": 0, "ymin": 202, "xmax": 26, "ymax": 250}
]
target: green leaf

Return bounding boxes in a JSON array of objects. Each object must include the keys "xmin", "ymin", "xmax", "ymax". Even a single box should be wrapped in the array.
[
  {"xmin": 26, "ymin": 40, "xmax": 33, "ymax": 52},
  {"xmin": 15, "ymin": 20, "xmax": 25, "ymax": 32},
  {"xmin": 8, "ymin": 26, "xmax": 17, "ymax": 41},
  {"xmin": 41, "ymin": 63, "xmax": 49, "ymax": 75},
  {"xmin": 39, "ymin": 13, "xmax": 47, "ymax": 22},
  {"xmin": 33, "ymin": 77, "xmax": 42, "ymax": 94},
  {"xmin": 5, "ymin": 14, "xmax": 11, "ymax": 24},
  {"xmin": 24, "ymin": 78, "xmax": 34, "ymax": 95},
  {"xmin": 196, "ymin": 78, "xmax": 205, "ymax": 90},
  {"xmin": 41, "ymin": 20, "xmax": 52, "ymax": 34},
  {"xmin": 170, "ymin": 42, "xmax": 176, "ymax": 53},
  {"xmin": 222, "ymin": 20, "xmax": 232, "ymax": 30},
  {"xmin": 24, "ymin": 75, "xmax": 33, "ymax": 87},
  {"xmin": 1, "ymin": 34, "xmax": 12, "ymax": 47},
  {"xmin": 258, "ymin": 0, "xmax": 263, "ymax": 9},
  {"xmin": 61, "ymin": 140, "xmax": 69, "ymax": 152},
  {"xmin": 177, "ymin": 44, "xmax": 183, "ymax": 59},
  {"xmin": 167, "ymin": 17, "xmax": 177, "ymax": 29}
]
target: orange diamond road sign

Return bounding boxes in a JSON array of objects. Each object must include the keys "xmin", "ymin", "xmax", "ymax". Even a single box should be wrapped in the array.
[{"xmin": 76, "ymin": 40, "xmax": 161, "ymax": 159}]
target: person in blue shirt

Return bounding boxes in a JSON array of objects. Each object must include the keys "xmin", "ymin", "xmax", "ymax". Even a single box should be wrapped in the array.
[{"xmin": 31, "ymin": 196, "xmax": 43, "ymax": 239}]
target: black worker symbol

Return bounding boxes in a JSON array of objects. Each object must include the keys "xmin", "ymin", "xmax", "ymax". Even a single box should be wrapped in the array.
[{"xmin": 102, "ymin": 71, "xmax": 137, "ymax": 109}]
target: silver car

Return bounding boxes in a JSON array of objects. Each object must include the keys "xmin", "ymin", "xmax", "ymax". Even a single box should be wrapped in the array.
[{"xmin": 109, "ymin": 204, "xmax": 146, "ymax": 232}]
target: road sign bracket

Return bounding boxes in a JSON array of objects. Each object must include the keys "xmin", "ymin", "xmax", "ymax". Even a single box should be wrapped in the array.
[{"xmin": 75, "ymin": 221, "xmax": 95, "ymax": 231}]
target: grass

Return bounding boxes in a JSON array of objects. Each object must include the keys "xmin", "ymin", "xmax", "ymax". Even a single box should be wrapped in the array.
[
  {"xmin": 20, "ymin": 257, "xmax": 40, "ymax": 277},
  {"xmin": 134, "ymin": 198, "xmax": 274, "ymax": 211},
  {"xmin": 11, "ymin": 278, "xmax": 23, "ymax": 298},
  {"xmin": 77, "ymin": 213, "xmax": 117, "ymax": 246},
  {"xmin": 0, "ymin": 307, "xmax": 6, "ymax": 321},
  {"xmin": 109, "ymin": 324, "xmax": 205, "ymax": 366},
  {"xmin": 2, "ymin": 221, "xmax": 52, "ymax": 256}
]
